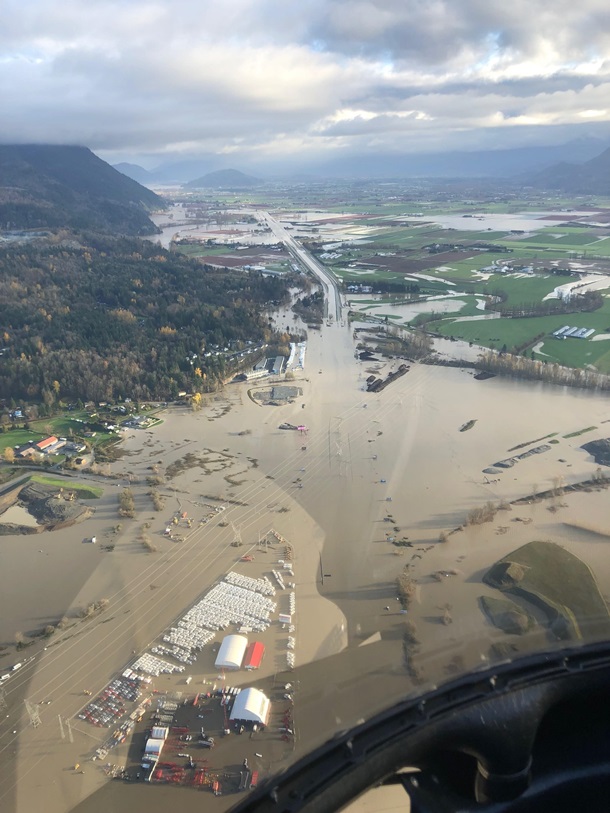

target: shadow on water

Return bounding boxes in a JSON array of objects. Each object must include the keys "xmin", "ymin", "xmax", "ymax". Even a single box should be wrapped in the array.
[
  {"xmin": 322, "ymin": 581, "xmax": 397, "ymax": 603},
  {"xmin": 412, "ymin": 511, "xmax": 466, "ymax": 530}
]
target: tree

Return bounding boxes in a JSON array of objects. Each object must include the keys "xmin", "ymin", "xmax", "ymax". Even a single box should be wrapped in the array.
[{"xmin": 3, "ymin": 447, "xmax": 15, "ymax": 464}]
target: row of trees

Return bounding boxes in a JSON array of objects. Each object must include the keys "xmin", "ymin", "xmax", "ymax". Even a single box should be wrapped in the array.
[
  {"xmin": 492, "ymin": 290, "xmax": 603, "ymax": 319},
  {"xmin": 477, "ymin": 349, "xmax": 610, "ymax": 391}
]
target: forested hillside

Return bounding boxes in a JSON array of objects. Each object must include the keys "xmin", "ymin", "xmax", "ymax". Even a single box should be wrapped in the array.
[
  {"xmin": 0, "ymin": 235, "xmax": 293, "ymax": 403},
  {"xmin": 0, "ymin": 145, "xmax": 161, "ymax": 235}
]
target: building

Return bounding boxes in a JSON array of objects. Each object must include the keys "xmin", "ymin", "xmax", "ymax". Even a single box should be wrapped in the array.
[
  {"xmin": 15, "ymin": 435, "xmax": 66, "ymax": 458},
  {"xmin": 35, "ymin": 436, "xmax": 66, "ymax": 454},
  {"xmin": 229, "ymin": 687, "xmax": 271, "ymax": 726},
  {"xmin": 243, "ymin": 641, "xmax": 265, "ymax": 670},
  {"xmin": 15, "ymin": 445, "xmax": 41, "ymax": 459},
  {"xmin": 239, "ymin": 368, "xmax": 269, "ymax": 382},
  {"xmin": 214, "ymin": 634, "xmax": 248, "ymax": 671},
  {"xmin": 271, "ymin": 356, "xmax": 285, "ymax": 376},
  {"xmin": 142, "ymin": 725, "xmax": 168, "ymax": 777},
  {"xmin": 35, "ymin": 435, "xmax": 59, "ymax": 452}
]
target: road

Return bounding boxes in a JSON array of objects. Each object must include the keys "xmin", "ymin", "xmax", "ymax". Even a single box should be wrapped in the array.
[{"xmin": 262, "ymin": 211, "xmax": 342, "ymax": 321}]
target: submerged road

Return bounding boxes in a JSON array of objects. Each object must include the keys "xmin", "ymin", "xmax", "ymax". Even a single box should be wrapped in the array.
[{"xmin": 262, "ymin": 211, "xmax": 342, "ymax": 322}]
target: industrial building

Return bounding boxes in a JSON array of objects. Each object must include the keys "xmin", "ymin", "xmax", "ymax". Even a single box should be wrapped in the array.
[
  {"xmin": 553, "ymin": 325, "xmax": 595, "ymax": 339},
  {"xmin": 239, "ymin": 368, "xmax": 269, "ymax": 381},
  {"xmin": 271, "ymin": 356, "xmax": 285, "ymax": 375},
  {"xmin": 214, "ymin": 634, "xmax": 248, "ymax": 670},
  {"xmin": 243, "ymin": 641, "xmax": 265, "ymax": 670},
  {"xmin": 229, "ymin": 687, "xmax": 271, "ymax": 726},
  {"xmin": 142, "ymin": 725, "xmax": 169, "ymax": 777}
]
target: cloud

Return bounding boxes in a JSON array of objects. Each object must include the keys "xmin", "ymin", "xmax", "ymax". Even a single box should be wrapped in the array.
[{"xmin": 1, "ymin": 0, "xmax": 610, "ymax": 167}]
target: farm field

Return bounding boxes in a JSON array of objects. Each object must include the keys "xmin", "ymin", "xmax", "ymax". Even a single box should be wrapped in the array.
[
  {"xmin": 430, "ymin": 298, "xmax": 610, "ymax": 373},
  {"xmin": 329, "ymin": 213, "xmax": 610, "ymax": 372}
]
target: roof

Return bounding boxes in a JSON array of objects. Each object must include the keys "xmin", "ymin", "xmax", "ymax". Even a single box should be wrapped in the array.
[
  {"xmin": 243, "ymin": 641, "xmax": 265, "ymax": 669},
  {"xmin": 229, "ymin": 687, "xmax": 270, "ymax": 725},
  {"xmin": 214, "ymin": 634, "xmax": 248, "ymax": 670},
  {"xmin": 151, "ymin": 726, "xmax": 169, "ymax": 740},
  {"xmin": 144, "ymin": 737, "xmax": 165, "ymax": 756},
  {"xmin": 36, "ymin": 435, "xmax": 58, "ymax": 450}
]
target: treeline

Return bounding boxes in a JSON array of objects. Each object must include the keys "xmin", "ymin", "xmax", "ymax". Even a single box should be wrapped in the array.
[
  {"xmin": 476, "ymin": 350, "xmax": 610, "ymax": 391},
  {"xmin": 0, "ymin": 234, "xmax": 295, "ymax": 402},
  {"xmin": 342, "ymin": 280, "xmax": 421, "ymax": 294},
  {"xmin": 493, "ymin": 290, "xmax": 603, "ymax": 318}
]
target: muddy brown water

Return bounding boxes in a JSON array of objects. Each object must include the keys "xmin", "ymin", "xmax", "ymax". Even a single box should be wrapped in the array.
[{"xmin": 2, "ymin": 319, "xmax": 610, "ymax": 813}]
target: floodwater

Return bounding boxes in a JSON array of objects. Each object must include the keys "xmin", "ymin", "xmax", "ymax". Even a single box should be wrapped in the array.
[
  {"xmin": 348, "ymin": 295, "xmax": 467, "ymax": 321},
  {"xmin": 0, "ymin": 505, "xmax": 38, "ymax": 527},
  {"xmin": 428, "ymin": 210, "xmax": 604, "ymax": 232},
  {"xmin": 3, "ymin": 309, "xmax": 610, "ymax": 813}
]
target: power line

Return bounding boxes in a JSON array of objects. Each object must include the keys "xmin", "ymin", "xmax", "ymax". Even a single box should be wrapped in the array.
[{"xmin": 24, "ymin": 700, "xmax": 41, "ymax": 729}]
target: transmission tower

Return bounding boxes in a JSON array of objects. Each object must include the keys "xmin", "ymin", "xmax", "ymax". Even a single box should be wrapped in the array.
[
  {"xmin": 24, "ymin": 699, "xmax": 42, "ymax": 728},
  {"xmin": 231, "ymin": 521, "xmax": 242, "ymax": 547}
]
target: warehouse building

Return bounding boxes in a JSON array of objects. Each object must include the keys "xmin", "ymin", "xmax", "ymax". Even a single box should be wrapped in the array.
[
  {"xmin": 214, "ymin": 634, "xmax": 248, "ymax": 671},
  {"xmin": 229, "ymin": 687, "xmax": 271, "ymax": 726}
]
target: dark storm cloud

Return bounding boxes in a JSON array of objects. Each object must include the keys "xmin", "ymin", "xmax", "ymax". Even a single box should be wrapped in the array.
[
  {"xmin": 306, "ymin": 0, "xmax": 610, "ymax": 64},
  {"xmin": 1, "ymin": 0, "xmax": 610, "ymax": 165}
]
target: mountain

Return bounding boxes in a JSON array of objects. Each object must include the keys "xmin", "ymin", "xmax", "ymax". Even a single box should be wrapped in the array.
[
  {"xmin": 0, "ymin": 144, "xmax": 162, "ymax": 234},
  {"xmin": 184, "ymin": 168, "xmax": 263, "ymax": 188},
  {"xmin": 147, "ymin": 158, "xmax": 216, "ymax": 183},
  {"xmin": 310, "ymin": 138, "xmax": 610, "ymax": 179},
  {"xmin": 113, "ymin": 162, "xmax": 154, "ymax": 184},
  {"xmin": 528, "ymin": 147, "xmax": 610, "ymax": 194},
  {"xmin": 140, "ymin": 137, "xmax": 609, "ymax": 182}
]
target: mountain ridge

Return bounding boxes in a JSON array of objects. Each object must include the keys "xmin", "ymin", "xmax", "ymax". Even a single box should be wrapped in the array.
[
  {"xmin": 0, "ymin": 144, "xmax": 162, "ymax": 234},
  {"xmin": 529, "ymin": 147, "xmax": 610, "ymax": 194},
  {"xmin": 183, "ymin": 168, "xmax": 262, "ymax": 188}
]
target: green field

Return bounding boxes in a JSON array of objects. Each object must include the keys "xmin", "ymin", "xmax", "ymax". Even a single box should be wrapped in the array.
[
  {"xmin": 29, "ymin": 415, "xmax": 88, "ymax": 436},
  {"xmin": 0, "ymin": 412, "xmax": 124, "ymax": 456},
  {"xmin": 479, "ymin": 273, "xmax": 562, "ymax": 304},
  {"xmin": 430, "ymin": 298, "xmax": 610, "ymax": 372},
  {"xmin": 484, "ymin": 540, "xmax": 610, "ymax": 640},
  {"xmin": 28, "ymin": 474, "xmax": 103, "ymax": 499},
  {"xmin": 0, "ymin": 428, "xmax": 42, "ymax": 455}
]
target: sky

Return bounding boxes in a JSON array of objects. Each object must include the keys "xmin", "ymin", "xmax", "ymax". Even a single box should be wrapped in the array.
[{"xmin": 2, "ymin": 0, "xmax": 610, "ymax": 170}]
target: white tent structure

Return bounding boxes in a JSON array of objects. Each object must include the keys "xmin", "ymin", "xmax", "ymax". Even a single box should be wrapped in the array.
[
  {"xmin": 229, "ymin": 687, "xmax": 271, "ymax": 726},
  {"xmin": 215, "ymin": 634, "xmax": 248, "ymax": 670}
]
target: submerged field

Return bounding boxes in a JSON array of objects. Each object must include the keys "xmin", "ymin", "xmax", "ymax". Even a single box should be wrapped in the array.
[{"xmin": 298, "ymin": 203, "xmax": 610, "ymax": 372}]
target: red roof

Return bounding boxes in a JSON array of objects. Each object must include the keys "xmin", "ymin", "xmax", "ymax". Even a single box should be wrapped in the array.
[
  {"xmin": 36, "ymin": 435, "xmax": 58, "ymax": 450},
  {"xmin": 243, "ymin": 641, "xmax": 265, "ymax": 670}
]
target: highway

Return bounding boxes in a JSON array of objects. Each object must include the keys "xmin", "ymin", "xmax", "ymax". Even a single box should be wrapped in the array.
[{"xmin": 262, "ymin": 211, "xmax": 342, "ymax": 321}]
